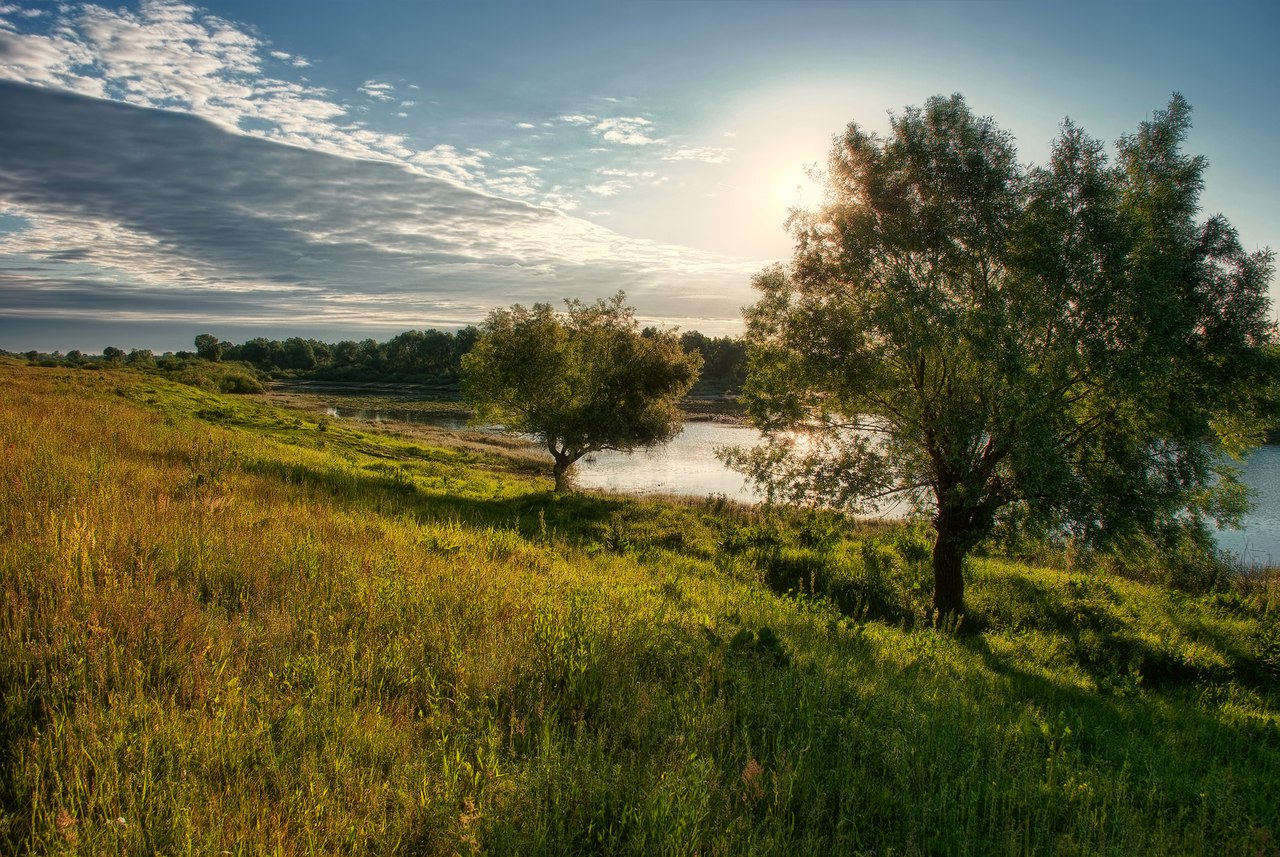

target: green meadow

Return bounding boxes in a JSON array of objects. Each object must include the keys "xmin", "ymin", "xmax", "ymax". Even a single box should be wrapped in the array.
[{"xmin": 1, "ymin": 360, "xmax": 1277, "ymax": 855}]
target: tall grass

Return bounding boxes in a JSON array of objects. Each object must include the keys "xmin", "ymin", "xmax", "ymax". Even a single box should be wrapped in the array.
[{"xmin": 1, "ymin": 361, "xmax": 1277, "ymax": 855}]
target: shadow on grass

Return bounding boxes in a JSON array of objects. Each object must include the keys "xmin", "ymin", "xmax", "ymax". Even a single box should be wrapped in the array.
[
  {"xmin": 971, "ymin": 572, "xmax": 1274, "ymax": 692},
  {"xmin": 960, "ymin": 631, "xmax": 1280, "ymax": 796},
  {"xmin": 242, "ymin": 447, "xmax": 1279, "ymax": 702},
  {"xmin": 239, "ymin": 455, "xmax": 626, "ymax": 548}
]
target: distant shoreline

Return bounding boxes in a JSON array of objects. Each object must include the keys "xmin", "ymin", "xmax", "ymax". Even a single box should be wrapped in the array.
[{"xmin": 266, "ymin": 378, "xmax": 748, "ymax": 424}]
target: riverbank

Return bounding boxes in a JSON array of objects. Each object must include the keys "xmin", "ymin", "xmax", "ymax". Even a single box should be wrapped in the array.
[
  {"xmin": 3, "ymin": 361, "xmax": 1277, "ymax": 854},
  {"xmin": 266, "ymin": 378, "xmax": 747, "ymax": 424}
]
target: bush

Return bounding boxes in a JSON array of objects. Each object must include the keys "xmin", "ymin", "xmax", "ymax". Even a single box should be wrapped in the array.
[
  {"xmin": 152, "ymin": 358, "xmax": 267, "ymax": 395},
  {"xmin": 1106, "ymin": 523, "xmax": 1232, "ymax": 594},
  {"xmin": 219, "ymin": 372, "xmax": 265, "ymax": 394}
]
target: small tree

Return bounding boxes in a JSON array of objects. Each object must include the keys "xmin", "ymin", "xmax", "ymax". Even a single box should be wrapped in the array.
[
  {"xmin": 728, "ymin": 94, "xmax": 1274, "ymax": 619},
  {"xmin": 194, "ymin": 333, "xmax": 223, "ymax": 362},
  {"xmin": 462, "ymin": 293, "xmax": 701, "ymax": 492},
  {"xmin": 125, "ymin": 348, "xmax": 155, "ymax": 367}
]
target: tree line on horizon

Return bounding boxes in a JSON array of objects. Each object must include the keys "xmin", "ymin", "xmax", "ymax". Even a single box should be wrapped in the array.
[{"xmin": 9, "ymin": 325, "xmax": 748, "ymax": 396}]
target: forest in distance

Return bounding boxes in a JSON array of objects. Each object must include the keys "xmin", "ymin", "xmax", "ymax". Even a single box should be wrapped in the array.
[{"xmin": 4, "ymin": 325, "xmax": 748, "ymax": 399}]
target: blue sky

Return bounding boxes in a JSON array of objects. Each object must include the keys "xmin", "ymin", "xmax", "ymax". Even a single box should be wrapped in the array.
[{"xmin": 1, "ymin": 0, "xmax": 1276, "ymax": 353}]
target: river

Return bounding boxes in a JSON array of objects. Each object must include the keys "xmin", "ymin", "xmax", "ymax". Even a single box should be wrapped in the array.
[
  {"xmin": 570, "ymin": 421, "xmax": 764, "ymax": 502},
  {"xmin": 321, "ymin": 405, "xmax": 1278, "ymax": 565},
  {"xmin": 1212, "ymin": 444, "xmax": 1280, "ymax": 568}
]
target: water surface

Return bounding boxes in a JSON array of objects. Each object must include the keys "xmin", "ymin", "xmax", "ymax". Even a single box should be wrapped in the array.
[
  {"xmin": 320, "ymin": 403, "xmax": 1280, "ymax": 562},
  {"xmin": 570, "ymin": 421, "xmax": 764, "ymax": 502},
  {"xmin": 1214, "ymin": 444, "xmax": 1280, "ymax": 567},
  {"xmin": 322, "ymin": 405, "xmax": 475, "ymax": 431}
]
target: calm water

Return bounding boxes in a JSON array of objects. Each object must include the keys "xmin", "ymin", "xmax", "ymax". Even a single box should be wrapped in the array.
[
  {"xmin": 321, "ymin": 404, "xmax": 1279, "ymax": 560},
  {"xmin": 571, "ymin": 421, "xmax": 764, "ymax": 502},
  {"xmin": 321, "ymin": 404, "xmax": 763, "ymax": 499},
  {"xmin": 1214, "ymin": 444, "xmax": 1280, "ymax": 567}
]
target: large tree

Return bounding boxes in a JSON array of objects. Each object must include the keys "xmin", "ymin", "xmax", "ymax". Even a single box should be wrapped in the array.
[
  {"xmin": 728, "ymin": 94, "xmax": 1274, "ymax": 618},
  {"xmin": 461, "ymin": 293, "xmax": 701, "ymax": 492}
]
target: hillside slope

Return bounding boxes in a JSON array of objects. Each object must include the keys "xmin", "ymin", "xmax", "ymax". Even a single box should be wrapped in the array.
[{"xmin": 1, "ymin": 362, "xmax": 1277, "ymax": 855}]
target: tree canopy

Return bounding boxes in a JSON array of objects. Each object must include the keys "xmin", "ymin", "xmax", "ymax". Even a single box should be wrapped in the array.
[
  {"xmin": 194, "ymin": 333, "xmax": 223, "ymax": 362},
  {"xmin": 461, "ymin": 293, "xmax": 701, "ymax": 492},
  {"xmin": 728, "ymin": 93, "xmax": 1275, "ymax": 619}
]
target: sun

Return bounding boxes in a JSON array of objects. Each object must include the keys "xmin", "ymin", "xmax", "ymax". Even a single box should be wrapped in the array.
[{"xmin": 773, "ymin": 162, "xmax": 825, "ymax": 213}]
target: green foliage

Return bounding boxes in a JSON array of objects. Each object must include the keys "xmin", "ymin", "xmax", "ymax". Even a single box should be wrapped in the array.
[
  {"xmin": 462, "ymin": 292, "xmax": 702, "ymax": 491},
  {"xmin": 719, "ymin": 515, "xmax": 935, "ymax": 626},
  {"xmin": 731, "ymin": 93, "xmax": 1275, "ymax": 618},
  {"xmin": 1105, "ymin": 522, "xmax": 1234, "ymax": 594},
  {"xmin": 125, "ymin": 348, "xmax": 155, "ymax": 368},
  {"xmin": 7, "ymin": 324, "xmax": 744, "ymax": 406},
  {"xmin": 679, "ymin": 330, "xmax": 747, "ymax": 396},
  {"xmin": 213, "ymin": 326, "xmax": 482, "ymax": 387},
  {"xmin": 193, "ymin": 332, "xmax": 223, "ymax": 362},
  {"xmin": 153, "ymin": 357, "xmax": 266, "ymax": 394}
]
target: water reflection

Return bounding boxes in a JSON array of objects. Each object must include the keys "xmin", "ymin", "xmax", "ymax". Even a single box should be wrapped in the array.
[
  {"xmin": 318, "ymin": 403, "xmax": 1278, "ymax": 561},
  {"xmin": 320, "ymin": 404, "xmax": 763, "ymax": 500},
  {"xmin": 572, "ymin": 422, "xmax": 765, "ymax": 501}
]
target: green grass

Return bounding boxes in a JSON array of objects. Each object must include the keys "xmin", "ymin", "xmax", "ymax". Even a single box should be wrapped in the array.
[{"xmin": 1, "ymin": 360, "xmax": 1277, "ymax": 855}]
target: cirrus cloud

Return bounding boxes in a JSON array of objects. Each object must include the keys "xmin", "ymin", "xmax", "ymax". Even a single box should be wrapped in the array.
[
  {"xmin": 663, "ymin": 146, "xmax": 734, "ymax": 164},
  {"xmin": 593, "ymin": 116, "xmax": 660, "ymax": 146}
]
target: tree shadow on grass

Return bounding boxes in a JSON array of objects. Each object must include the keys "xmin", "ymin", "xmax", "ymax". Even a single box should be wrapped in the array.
[
  {"xmin": 970, "ymin": 571, "xmax": 1276, "ymax": 693},
  {"xmin": 197, "ymin": 457, "xmax": 1280, "ymax": 854},
  {"xmin": 235, "ymin": 445, "xmax": 1279, "ymax": 849},
  {"xmin": 238, "ymin": 455, "xmax": 626, "ymax": 548},
  {"xmin": 960, "ymin": 631, "xmax": 1280, "ymax": 808}
]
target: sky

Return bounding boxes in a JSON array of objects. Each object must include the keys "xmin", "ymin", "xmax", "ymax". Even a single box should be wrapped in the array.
[{"xmin": 1, "ymin": 0, "xmax": 1277, "ymax": 354}]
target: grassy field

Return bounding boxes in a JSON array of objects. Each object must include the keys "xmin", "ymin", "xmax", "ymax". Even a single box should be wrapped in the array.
[{"xmin": 1, "ymin": 360, "xmax": 1278, "ymax": 855}]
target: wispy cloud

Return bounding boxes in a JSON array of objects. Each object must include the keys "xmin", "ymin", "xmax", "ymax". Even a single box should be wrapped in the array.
[
  {"xmin": 663, "ymin": 146, "xmax": 733, "ymax": 164},
  {"xmin": 599, "ymin": 168, "xmax": 657, "ymax": 179},
  {"xmin": 0, "ymin": 80, "xmax": 754, "ymax": 334},
  {"xmin": 593, "ymin": 116, "xmax": 660, "ymax": 146},
  {"xmin": 585, "ymin": 180, "xmax": 629, "ymax": 197},
  {"xmin": 0, "ymin": 4, "xmax": 45, "ymax": 19},
  {"xmin": 268, "ymin": 48, "xmax": 309, "ymax": 67},
  {"xmin": 0, "ymin": 2, "xmax": 418, "ymax": 167},
  {"xmin": 408, "ymin": 144, "xmax": 492, "ymax": 185},
  {"xmin": 359, "ymin": 80, "xmax": 395, "ymax": 102},
  {"xmin": 557, "ymin": 113, "xmax": 661, "ymax": 146},
  {"xmin": 0, "ymin": 1, "xmax": 760, "ymax": 342}
]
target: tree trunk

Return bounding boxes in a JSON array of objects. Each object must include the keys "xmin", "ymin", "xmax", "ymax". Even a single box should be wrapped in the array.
[
  {"xmin": 552, "ymin": 457, "xmax": 572, "ymax": 493},
  {"xmin": 931, "ymin": 526, "xmax": 967, "ymax": 622}
]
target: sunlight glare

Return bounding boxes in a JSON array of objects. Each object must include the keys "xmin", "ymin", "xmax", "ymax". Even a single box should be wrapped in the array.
[{"xmin": 774, "ymin": 162, "xmax": 825, "ymax": 213}]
